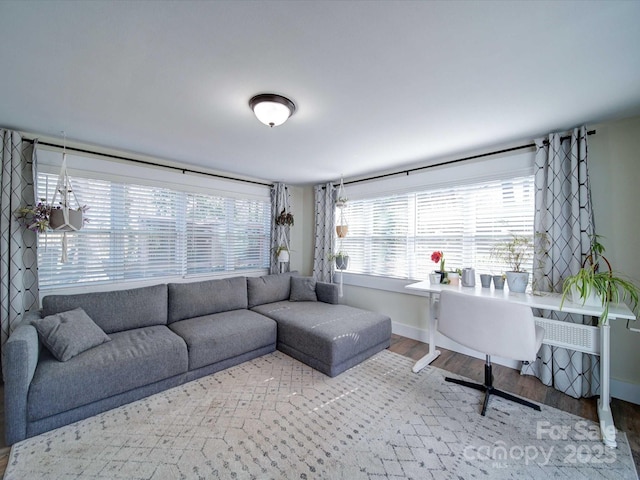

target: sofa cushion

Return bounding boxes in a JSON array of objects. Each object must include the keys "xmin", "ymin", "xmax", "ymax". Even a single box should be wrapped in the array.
[
  {"xmin": 33, "ymin": 308, "xmax": 111, "ymax": 362},
  {"xmin": 168, "ymin": 276, "xmax": 248, "ymax": 324},
  {"xmin": 41, "ymin": 284, "xmax": 168, "ymax": 334},
  {"xmin": 169, "ymin": 310, "xmax": 276, "ymax": 370},
  {"xmin": 252, "ymin": 301, "xmax": 391, "ymax": 374},
  {"xmin": 289, "ymin": 276, "xmax": 317, "ymax": 302},
  {"xmin": 28, "ymin": 325, "xmax": 187, "ymax": 421},
  {"xmin": 247, "ymin": 272, "xmax": 295, "ymax": 308},
  {"xmin": 316, "ymin": 281, "xmax": 339, "ymax": 305}
]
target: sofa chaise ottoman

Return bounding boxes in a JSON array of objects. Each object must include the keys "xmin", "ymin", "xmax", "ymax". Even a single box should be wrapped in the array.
[{"xmin": 248, "ymin": 273, "xmax": 392, "ymax": 377}]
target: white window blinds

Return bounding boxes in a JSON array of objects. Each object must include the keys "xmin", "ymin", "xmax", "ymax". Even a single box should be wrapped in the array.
[
  {"xmin": 339, "ymin": 175, "xmax": 535, "ymax": 280},
  {"xmin": 37, "ymin": 172, "xmax": 271, "ymax": 289}
]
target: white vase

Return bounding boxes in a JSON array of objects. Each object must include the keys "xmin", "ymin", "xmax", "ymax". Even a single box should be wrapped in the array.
[
  {"xmin": 570, "ymin": 284, "xmax": 603, "ymax": 307},
  {"xmin": 505, "ymin": 271, "xmax": 529, "ymax": 293},
  {"xmin": 277, "ymin": 250, "xmax": 290, "ymax": 263},
  {"xmin": 448, "ymin": 272, "xmax": 460, "ymax": 286},
  {"xmin": 429, "ymin": 273, "xmax": 441, "ymax": 285}
]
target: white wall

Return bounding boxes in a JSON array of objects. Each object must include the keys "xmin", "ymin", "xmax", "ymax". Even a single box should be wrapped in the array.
[
  {"xmin": 589, "ymin": 115, "xmax": 640, "ymax": 391},
  {"xmin": 287, "ymin": 185, "xmax": 314, "ymax": 276},
  {"xmin": 302, "ymin": 114, "xmax": 640, "ymax": 403}
]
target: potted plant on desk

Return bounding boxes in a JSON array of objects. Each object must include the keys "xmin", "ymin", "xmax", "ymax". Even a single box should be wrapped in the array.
[
  {"xmin": 491, "ymin": 234, "xmax": 533, "ymax": 293},
  {"xmin": 431, "ymin": 250, "xmax": 447, "ymax": 283},
  {"xmin": 561, "ymin": 236, "xmax": 639, "ymax": 324}
]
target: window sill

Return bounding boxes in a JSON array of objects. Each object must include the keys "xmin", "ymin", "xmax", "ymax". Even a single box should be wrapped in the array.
[{"xmin": 337, "ymin": 272, "xmax": 430, "ymax": 297}]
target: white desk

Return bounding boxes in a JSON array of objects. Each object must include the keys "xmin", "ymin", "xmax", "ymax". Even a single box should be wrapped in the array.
[{"xmin": 405, "ymin": 280, "xmax": 637, "ymax": 448}]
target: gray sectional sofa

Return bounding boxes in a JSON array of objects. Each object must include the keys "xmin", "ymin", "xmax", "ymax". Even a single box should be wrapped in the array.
[{"xmin": 3, "ymin": 272, "xmax": 391, "ymax": 445}]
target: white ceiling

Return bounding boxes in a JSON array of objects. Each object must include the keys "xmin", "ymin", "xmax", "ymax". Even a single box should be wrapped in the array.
[{"xmin": 1, "ymin": 1, "xmax": 640, "ymax": 185}]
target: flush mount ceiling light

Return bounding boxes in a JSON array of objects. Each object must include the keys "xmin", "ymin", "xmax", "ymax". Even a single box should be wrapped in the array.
[{"xmin": 249, "ymin": 93, "xmax": 296, "ymax": 127}]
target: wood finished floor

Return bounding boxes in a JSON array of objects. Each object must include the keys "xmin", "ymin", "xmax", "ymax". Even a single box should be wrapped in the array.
[
  {"xmin": 389, "ymin": 334, "xmax": 640, "ymax": 474},
  {"xmin": 0, "ymin": 334, "xmax": 637, "ymax": 477}
]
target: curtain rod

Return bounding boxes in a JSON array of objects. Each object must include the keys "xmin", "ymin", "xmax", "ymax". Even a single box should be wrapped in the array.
[
  {"xmin": 343, "ymin": 129, "xmax": 596, "ymax": 186},
  {"xmin": 23, "ymin": 138, "xmax": 273, "ymax": 188}
]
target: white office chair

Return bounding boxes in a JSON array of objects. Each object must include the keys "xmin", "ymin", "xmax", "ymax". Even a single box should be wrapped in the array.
[{"xmin": 438, "ymin": 290, "xmax": 545, "ymax": 416}]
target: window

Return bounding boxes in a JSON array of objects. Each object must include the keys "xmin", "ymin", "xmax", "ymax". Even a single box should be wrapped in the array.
[
  {"xmin": 339, "ymin": 175, "xmax": 535, "ymax": 280},
  {"xmin": 36, "ymin": 172, "xmax": 271, "ymax": 289}
]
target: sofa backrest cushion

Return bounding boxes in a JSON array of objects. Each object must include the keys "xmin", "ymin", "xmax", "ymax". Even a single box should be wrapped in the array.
[
  {"xmin": 41, "ymin": 284, "xmax": 168, "ymax": 334},
  {"xmin": 247, "ymin": 272, "xmax": 295, "ymax": 308},
  {"xmin": 168, "ymin": 276, "xmax": 248, "ymax": 323},
  {"xmin": 289, "ymin": 276, "xmax": 318, "ymax": 302}
]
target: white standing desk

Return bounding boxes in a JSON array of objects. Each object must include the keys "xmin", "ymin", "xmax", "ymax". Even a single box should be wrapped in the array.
[{"xmin": 405, "ymin": 280, "xmax": 636, "ymax": 448}]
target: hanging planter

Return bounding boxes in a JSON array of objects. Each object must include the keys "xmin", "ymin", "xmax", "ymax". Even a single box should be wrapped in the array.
[
  {"xmin": 276, "ymin": 245, "xmax": 290, "ymax": 263},
  {"xmin": 275, "ymin": 208, "xmax": 294, "ymax": 226},
  {"xmin": 335, "ymin": 176, "xmax": 349, "ymax": 239},
  {"xmin": 15, "ymin": 135, "xmax": 89, "ymax": 263},
  {"xmin": 49, "ymin": 207, "xmax": 84, "ymax": 231},
  {"xmin": 328, "ymin": 251, "xmax": 349, "ymax": 267},
  {"xmin": 334, "ymin": 253, "xmax": 349, "ymax": 271},
  {"xmin": 336, "ymin": 225, "xmax": 349, "ymax": 238}
]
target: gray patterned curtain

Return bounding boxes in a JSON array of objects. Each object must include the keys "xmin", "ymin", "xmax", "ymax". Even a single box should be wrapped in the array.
[
  {"xmin": 313, "ymin": 183, "xmax": 335, "ymax": 282},
  {"xmin": 1, "ymin": 130, "xmax": 39, "ymax": 379},
  {"xmin": 522, "ymin": 126, "xmax": 599, "ymax": 398},
  {"xmin": 270, "ymin": 183, "xmax": 291, "ymax": 274}
]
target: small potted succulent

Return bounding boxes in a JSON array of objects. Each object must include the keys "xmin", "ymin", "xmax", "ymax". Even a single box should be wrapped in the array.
[{"xmin": 447, "ymin": 268, "xmax": 462, "ymax": 286}]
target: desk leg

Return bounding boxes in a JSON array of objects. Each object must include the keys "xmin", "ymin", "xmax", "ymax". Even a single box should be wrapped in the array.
[
  {"xmin": 597, "ymin": 322, "xmax": 617, "ymax": 448},
  {"xmin": 412, "ymin": 293, "xmax": 441, "ymax": 373}
]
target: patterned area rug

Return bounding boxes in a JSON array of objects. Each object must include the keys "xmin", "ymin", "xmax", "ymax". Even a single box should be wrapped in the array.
[{"xmin": 5, "ymin": 350, "xmax": 637, "ymax": 479}]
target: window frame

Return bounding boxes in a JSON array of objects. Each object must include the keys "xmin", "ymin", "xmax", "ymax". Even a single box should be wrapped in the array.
[
  {"xmin": 35, "ymin": 147, "xmax": 271, "ymax": 296},
  {"xmin": 336, "ymin": 150, "xmax": 536, "ymax": 293}
]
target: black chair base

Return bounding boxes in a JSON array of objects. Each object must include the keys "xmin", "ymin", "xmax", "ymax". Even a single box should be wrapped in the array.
[{"xmin": 445, "ymin": 363, "xmax": 541, "ymax": 416}]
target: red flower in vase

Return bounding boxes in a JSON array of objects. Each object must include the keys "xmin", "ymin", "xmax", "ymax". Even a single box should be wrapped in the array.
[{"xmin": 431, "ymin": 251, "xmax": 445, "ymax": 272}]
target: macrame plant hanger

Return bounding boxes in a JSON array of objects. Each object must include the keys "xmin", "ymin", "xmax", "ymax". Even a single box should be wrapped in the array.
[
  {"xmin": 51, "ymin": 132, "xmax": 84, "ymax": 263},
  {"xmin": 335, "ymin": 176, "xmax": 349, "ymax": 297},
  {"xmin": 277, "ymin": 187, "xmax": 291, "ymax": 273}
]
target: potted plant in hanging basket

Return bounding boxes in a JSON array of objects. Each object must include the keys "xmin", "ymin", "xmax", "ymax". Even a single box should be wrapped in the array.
[
  {"xmin": 561, "ymin": 236, "xmax": 639, "ymax": 324},
  {"xmin": 49, "ymin": 206, "xmax": 84, "ymax": 231},
  {"xmin": 335, "ymin": 181, "xmax": 349, "ymax": 238},
  {"xmin": 275, "ymin": 245, "xmax": 290, "ymax": 263},
  {"xmin": 328, "ymin": 251, "xmax": 349, "ymax": 271},
  {"xmin": 275, "ymin": 208, "xmax": 294, "ymax": 227},
  {"xmin": 335, "ymin": 252, "xmax": 349, "ymax": 270},
  {"xmin": 336, "ymin": 224, "xmax": 349, "ymax": 238},
  {"xmin": 491, "ymin": 234, "xmax": 533, "ymax": 293},
  {"xmin": 15, "ymin": 200, "xmax": 88, "ymax": 233}
]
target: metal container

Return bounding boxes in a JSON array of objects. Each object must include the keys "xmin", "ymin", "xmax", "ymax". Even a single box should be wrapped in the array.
[{"xmin": 461, "ymin": 268, "xmax": 476, "ymax": 287}]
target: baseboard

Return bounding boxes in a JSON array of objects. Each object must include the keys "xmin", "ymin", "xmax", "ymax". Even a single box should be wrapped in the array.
[
  {"xmin": 610, "ymin": 379, "xmax": 640, "ymax": 405},
  {"xmin": 392, "ymin": 321, "xmax": 640, "ymax": 405}
]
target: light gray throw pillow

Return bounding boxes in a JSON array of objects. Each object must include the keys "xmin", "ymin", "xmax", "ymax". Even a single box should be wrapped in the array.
[
  {"xmin": 289, "ymin": 276, "xmax": 318, "ymax": 302},
  {"xmin": 33, "ymin": 307, "xmax": 111, "ymax": 362}
]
